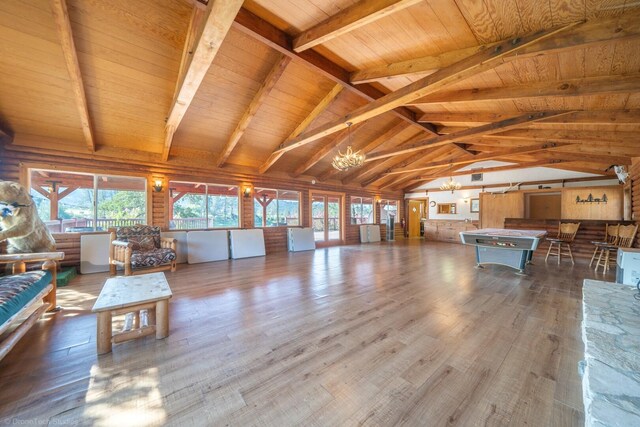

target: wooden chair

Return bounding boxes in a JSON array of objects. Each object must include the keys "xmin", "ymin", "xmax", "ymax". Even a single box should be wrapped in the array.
[
  {"xmin": 595, "ymin": 224, "xmax": 638, "ymax": 273},
  {"xmin": 545, "ymin": 222, "xmax": 580, "ymax": 265},
  {"xmin": 589, "ymin": 223, "xmax": 620, "ymax": 267},
  {"xmin": 109, "ymin": 225, "xmax": 177, "ymax": 276}
]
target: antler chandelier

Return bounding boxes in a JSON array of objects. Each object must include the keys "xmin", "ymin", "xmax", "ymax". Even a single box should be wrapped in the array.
[
  {"xmin": 440, "ymin": 177, "xmax": 462, "ymax": 193},
  {"xmin": 332, "ymin": 122, "xmax": 365, "ymax": 171},
  {"xmin": 440, "ymin": 162, "xmax": 461, "ymax": 193}
]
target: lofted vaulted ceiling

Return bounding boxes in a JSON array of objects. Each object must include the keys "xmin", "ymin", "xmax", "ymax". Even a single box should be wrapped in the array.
[{"xmin": 1, "ymin": 0, "xmax": 639, "ymax": 191}]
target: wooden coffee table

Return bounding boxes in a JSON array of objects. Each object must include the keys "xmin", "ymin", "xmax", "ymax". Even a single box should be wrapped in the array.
[{"xmin": 92, "ymin": 272, "xmax": 172, "ymax": 354}]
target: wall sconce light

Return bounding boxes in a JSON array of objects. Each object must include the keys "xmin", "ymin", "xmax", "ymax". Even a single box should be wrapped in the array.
[
  {"xmin": 153, "ymin": 179, "xmax": 163, "ymax": 192},
  {"xmin": 243, "ymin": 186, "xmax": 252, "ymax": 198},
  {"xmin": 464, "ymin": 199, "xmax": 469, "ymax": 204}
]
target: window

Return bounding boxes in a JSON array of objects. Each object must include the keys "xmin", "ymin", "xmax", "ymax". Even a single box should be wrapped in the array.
[
  {"xmin": 350, "ymin": 196, "xmax": 374, "ymax": 224},
  {"xmin": 169, "ymin": 181, "xmax": 239, "ymax": 229},
  {"xmin": 30, "ymin": 169, "xmax": 146, "ymax": 233},
  {"xmin": 254, "ymin": 188, "xmax": 300, "ymax": 227},
  {"xmin": 380, "ymin": 199, "xmax": 398, "ymax": 224}
]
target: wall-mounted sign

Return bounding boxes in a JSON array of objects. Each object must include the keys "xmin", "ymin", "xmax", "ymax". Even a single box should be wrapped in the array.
[{"xmin": 576, "ymin": 193, "xmax": 607, "ymax": 204}]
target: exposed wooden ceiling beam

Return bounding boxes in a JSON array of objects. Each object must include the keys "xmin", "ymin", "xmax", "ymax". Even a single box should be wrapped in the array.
[
  {"xmin": 358, "ymin": 145, "xmax": 457, "ymax": 187},
  {"xmin": 547, "ymin": 163, "xmax": 618, "ymax": 176},
  {"xmin": 407, "ymin": 74, "xmax": 640, "ymax": 106},
  {"xmin": 380, "ymin": 142, "xmax": 573, "ymax": 178},
  {"xmin": 351, "ymin": 10, "xmax": 640, "ymax": 84},
  {"xmin": 531, "ymin": 150, "xmax": 632, "ymax": 166},
  {"xmin": 317, "ymin": 121, "xmax": 408, "ymax": 181},
  {"xmin": 259, "ymin": 84, "xmax": 343, "ymax": 174},
  {"xmin": 293, "ymin": 0, "xmax": 421, "ymax": 52},
  {"xmin": 451, "ymin": 143, "xmax": 477, "ymax": 156},
  {"xmin": 417, "ymin": 110, "xmax": 640, "ymax": 125},
  {"xmin": 379, "ymin": 165, "xmax": 453, "ymax": 190},
  {"xmin": 163, "ymin": 0, "xmax": 244, "ymax": 161},
  {"xmin": 426, "ymin": 160, "xmax": 570, "ymax": 179},
  {"xmin": 232, "ymin": 8, "xmax": 438, "ymax": 137},
  {"xmin": 0, "ymin": 125, "xmax": 13, "ymax": 143},
  {"xmin": 291, "ymin": 122, "xmax": 365, "ymax": 177},
  {"xmin": 217, "ymin": 55, "xmax": 291, "ymax": 167},
  {"xmin": 50, "ymin": 0, "xmax": 95, "ymax": 152},
  {"xmin": 367, "ymin": 111, "xmax": 571, "ymax": 161},
  {"xmin": 272, "ymin": 23, "xmax": 577, "ymax": 156},
  {"xmin": 405, "ymin": 175, "xmax": 615, "ymax": 193},
  {"xmin": 487, "ymin": 129, "xmax": 640, "ymax": 145},
  {"xmin": 172, "ymin": 7, "xmax": 206, "ymax": 103},
  {"xmin": 340, "ymin": 133, "xmax": 428, "ymax": 184}
]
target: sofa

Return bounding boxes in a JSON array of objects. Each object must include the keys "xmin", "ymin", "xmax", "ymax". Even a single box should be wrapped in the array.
[{"xmin": 0, "ymin": 252, "xmax": 64, "ymax": 362}]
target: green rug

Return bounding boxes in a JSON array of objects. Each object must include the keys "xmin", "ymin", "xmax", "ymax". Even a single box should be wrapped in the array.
[{"xmin": 57, "ymin": 267, "xmax": 77, "ymax": 287}]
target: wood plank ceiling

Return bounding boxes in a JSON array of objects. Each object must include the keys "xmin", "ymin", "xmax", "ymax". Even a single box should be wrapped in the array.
[{"xmin": 1, "ymin": 0, "xmax": 639, "ymax": 191}]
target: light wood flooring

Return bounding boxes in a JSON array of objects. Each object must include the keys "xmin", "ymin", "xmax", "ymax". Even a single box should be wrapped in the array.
[{"xmin": 0, "ymin": 241, "xmax": 614, "ymax": 426}]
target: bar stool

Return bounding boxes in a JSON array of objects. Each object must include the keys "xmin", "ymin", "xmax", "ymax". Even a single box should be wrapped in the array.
[
  {"xmin": 545, "ymin": 222, "xmax": 580, "ymax": 265},
  {"xmin": 589, "ymin": 223, "xmax": 620, "ymax": 267},
  {"xmin": 595, "ymin": 224, "xmax": 638, "ymax": 273}
]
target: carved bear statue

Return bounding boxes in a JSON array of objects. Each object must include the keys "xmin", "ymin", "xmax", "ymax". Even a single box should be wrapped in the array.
[{"xmin": 0, "ymin": 181, "xmax": 56, "ymax": 253}]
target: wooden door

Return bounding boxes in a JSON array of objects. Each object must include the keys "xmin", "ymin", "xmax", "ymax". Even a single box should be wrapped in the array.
[
  {"xmin": 408, "ymin": 200, "xmax": 422, "ymax": 238},
  {"xmin": 480, "ymin": 192, "xmax": 525, "ymax": 229}
]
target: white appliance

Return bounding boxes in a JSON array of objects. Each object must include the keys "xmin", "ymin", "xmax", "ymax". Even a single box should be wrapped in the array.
[
  {"xmin": 616, "ymin": 247, "xmax": 640, "ymax": 285},
  {"xmin": 287, "ymin": 227, "xmax": 315, "ymax": 252}
]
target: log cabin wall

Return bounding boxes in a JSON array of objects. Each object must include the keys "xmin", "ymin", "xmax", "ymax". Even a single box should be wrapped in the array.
[
  {"xmin": 0, "ymin": 145, "xmax": 403, "ymax": 268},
  {"xmin": 480, "ymin": 186, "xmax": 624, "ymax": 229}
]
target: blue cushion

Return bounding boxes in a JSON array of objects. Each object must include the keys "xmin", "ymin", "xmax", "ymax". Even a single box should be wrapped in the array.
[{"xmin": 0, "ymin": 270, "xmax": 52, "ymax": 326}]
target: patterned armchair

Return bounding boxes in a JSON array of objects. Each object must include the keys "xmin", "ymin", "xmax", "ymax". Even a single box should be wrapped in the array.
[{"xmin": 109, "ymin": 225, "xmax": 177, "ymax": 276}]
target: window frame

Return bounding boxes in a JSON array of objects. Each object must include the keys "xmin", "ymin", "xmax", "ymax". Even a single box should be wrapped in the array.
[
  {"xmin": 168, "ymin": 180, "xmax": 240, "ymax": 230},
  {"xmin": 253, "ymin": 187, "xmax": 301, "ymax": 228},
  {"xmin": 350, "ymin": 195, "xmax": 375, "ymax": 225},
  {"xmin": 27, "ymin": 167, "xmax": 149, "ymax": 233}
]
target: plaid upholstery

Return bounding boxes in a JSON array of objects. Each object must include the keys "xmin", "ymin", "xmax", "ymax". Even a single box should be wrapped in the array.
[
  {"xmin": 131, "ymin": 248, "xmax": 176, "ymax": 269},
  {"xmin": 115, "ymin": 225, "xmax": 161, "ymax": 249},
  {"xmin": 0, "ymin": 271, "xmax": 52, "ymax": 326}
]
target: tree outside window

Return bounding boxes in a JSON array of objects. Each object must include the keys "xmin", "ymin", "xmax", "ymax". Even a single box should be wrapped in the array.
[
  {"xmin": 30, "ymin": 169, "xmax": 146, "ymax": 232},
  {"xmin": 169, "ymin": 181, "xmax": 239, "ymax": 230},
  {"xmin": 254, "ymin": 188, "xmax": 300, "ymax": 227},
  {"xmin": 350, "ymin": 196, "xmax": 374, "ymax": 224}
]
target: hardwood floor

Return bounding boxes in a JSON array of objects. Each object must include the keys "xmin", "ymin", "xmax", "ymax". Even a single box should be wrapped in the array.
[{"xmin": 0, "ymin": 241, "xmax": 613, "ymax": 426}]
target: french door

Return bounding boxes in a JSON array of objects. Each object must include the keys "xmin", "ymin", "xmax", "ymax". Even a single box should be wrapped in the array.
[{"xmin": 311, "ymin": 192, "xmax": 343, "ymax": 243}]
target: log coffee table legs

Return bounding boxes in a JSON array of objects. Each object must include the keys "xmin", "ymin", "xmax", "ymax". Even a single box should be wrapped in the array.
[
  {"xmin": 95, "ymin": 299, "xmax": 170, "ymax": 355},
  {"xmin": 96, "ymin": 311, "xmax": 112, "ymax": 355}
]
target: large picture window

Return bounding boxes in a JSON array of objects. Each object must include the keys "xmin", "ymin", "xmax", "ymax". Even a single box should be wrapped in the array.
[
  {"xmin": 30, "ymin": 169, "xmax": 146, "ymax": 233},
  {"xmin": 350, "ymin": 196, "xmax": 374, "ymax": 224},
  {"xmin": 169, "ymin": 181, "xmax": 239, "ymax": 230},
  {"xmin": 380, "ymin": 199, "xmax": 398, "ymax": 224},
  {"xmin": 254, "ymin": 188, "xmax": 300, "ymax": 227}
]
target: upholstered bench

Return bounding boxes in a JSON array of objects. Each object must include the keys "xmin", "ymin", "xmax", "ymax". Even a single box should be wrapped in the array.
[{"xmin": 0, "ymin": 252, "xmax": 64, "ymax": 361}]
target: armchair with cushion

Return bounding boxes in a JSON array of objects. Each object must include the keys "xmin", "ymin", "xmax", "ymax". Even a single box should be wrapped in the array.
[{"xmin": 109, "ymin": 225, "xmax": 177, "ymax": 276}]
